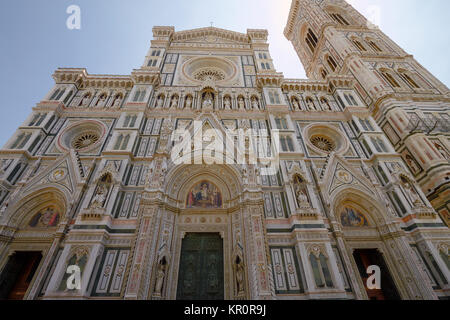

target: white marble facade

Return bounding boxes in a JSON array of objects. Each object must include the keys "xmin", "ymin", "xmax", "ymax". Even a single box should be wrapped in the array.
[{"xmin": 0, "ymin": 0, "xmax": 449, "ymax": 300}]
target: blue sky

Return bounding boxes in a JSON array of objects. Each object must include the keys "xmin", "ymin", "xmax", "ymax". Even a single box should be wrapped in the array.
[{"xmin": 0, "ymin": 0, "xmax": 449, "ymax": 146}]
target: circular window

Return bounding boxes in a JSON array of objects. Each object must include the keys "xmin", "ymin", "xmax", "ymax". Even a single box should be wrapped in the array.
[
  {"xmin": 303, "ymin": 124, "xmax": 348, "ymax": 155},
  {"xmin": 72, "ymin": 131, "xmax": 100, "ymax": 150},
  {"xmin": 310, "ymin": 135, "xmax": 336, "ymax": 152},
  {"xmin": 182, "ymin": 57, "xmax": 237, "ymax": 84},
  {"xmin": 57, "ymin": 120, "xmax": 106, "ymax": 152},
  {"xmin": 193, "ymin": 68, "xmax": 226, "ymax": 82}
]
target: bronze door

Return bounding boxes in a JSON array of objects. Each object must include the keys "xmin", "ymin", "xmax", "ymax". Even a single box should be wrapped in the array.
[
  {"xmin": 176, "ymin": 233, "xmax": 224, "ymax": 300},
  {"xmin": 0, "ymin": 251, "xmax": 42, "ymax": 300}
]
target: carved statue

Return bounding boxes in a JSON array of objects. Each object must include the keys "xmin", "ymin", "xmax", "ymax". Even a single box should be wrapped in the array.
[
  {"xmin": 96, "ymin": 94, "xmax": 107, "ymax": 107},
  {"xmin": 154, "ymin": 259, "xmax": 167, "ymax": 295},
  {"xmin": 185, "ymin": 96, "xmax": 192, "ymax": 109},
  {"xmin": 113, "ymin": 94, "xmax": 122, "ymax": 107},
  {"xmin": 90, "ymin": 184, "xmax": 108, "ymax": 209},
  {"xmin": 224, "ymin": 96, "xmax": 232, "ymax": 110},
  {"xmin": 156, "ymin": 96, "xmax": 164, "ymax": 108},
  {"xmin": 171, "ymin": 96, "xmax": 179, "ymax": 108},
  {"xmin": 252, "ymin": 98, "xmax": 260, "ymax": 110},
  {"xmin": 295, "ymin": 185, "xmax": 310, "ymax": 208},
  {"xmin": 401, "ymin": 177, "xmax": 421, "ymax": 205},
  {"xmin": 80, "ymin": 94, "xmax": 91, "ymax": 107},
  {"xmin": 202, "ymin": 92, "xmax": 214, "ymax": 109},
  {"xmin": 306, "ymin": 99, "xmax": 315, "ymax": 111},
  {"xmin": 292, "ymin": 99, "xmax": 300, "ymax": 111},
  {"xmin": 235, "ymin": 257, "xmax": 245, "ymax": 294},
  {"xmin": 238, "ymin": 97, "xmax": 245, "ymax": 110}
]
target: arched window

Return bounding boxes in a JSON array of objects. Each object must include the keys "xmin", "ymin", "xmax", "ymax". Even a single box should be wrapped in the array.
[
  {"xmin": 29, "ymin": 114, "xmax": 40, "ymax": 126},
  {"xmin": 305, "ymin": 28, "xmax": 318, "ymax": 54},
  {"xmin": 367, "ymin": 40, "xmax": 382, "ymax": 52},
  {"xmin": 114, "ymin": 135, "xmax": 124, "ymax": 150},
  {"xmin": 309, "ymin": 252, "xmax": 334, "ymax": 288},
  {"xmin": 55, "ymin": 88, "xmax": 66, "ymax": 100},
  {"xmin": 130, "ymin": 115, "xmax": 137, "ymax": 127},
  {"xmin": 352, "ymin": 39, "xmax": 366, "ymax": 51},
  {"xmin": 320, "ymin": 68, "xmax": 328, "ymax": 79},
  {"xmin": 261, "ymin": 62, "xmax": 266, "ymax": 70},
  {"xmin": 124, "ymin": 115, "xmax": 131, "ymax": 128},
  {"xmin": 399, "ymin": 72, "xmax": 420, "ymax": 89},
  {"xmin": 330, "ymin": 13, "xmax": 349, "ymax": 26},
  {"xmin": 381, "ymin": 71, "xmax": 401, "ymax": 88},
  {"xmin": 63, "ymin": 90, "xmax": 73, "ymax": 105},
  {"xmin": 49, "ymin": 89, "xmax": 60, "ymax": 100},
  {"xmin": 121, "ymin": 135, "xmax": 130, "ymax": 150},
  {"xmin": 326, "ymin": 55, "xmax": 338, "ymax": 72},
  {"xmin": 265, "ymin": 63, "xmax": 270, "ymax": 70}
]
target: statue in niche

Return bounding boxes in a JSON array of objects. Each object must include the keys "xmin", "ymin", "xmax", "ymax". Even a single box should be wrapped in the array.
[
  {"xmin": 90, "ymin": 184, "xmax": 108, "ymax": 209},
  {"xmin": 154, "ymin": 257, "xmax": 167, "ymax": 296},
  {"xmin": 238, "ymin": 97, "xmax": 245, "ymax": 110},
  {"xmin": 251, "ymin": 97, "xmax": 260, "ymax": 110},
  {"xmin": 113, "ymin": 94, "xmax": 123, "ymax": 107},
  {"xmin": 170, "ymin": 96, "xmax": 179, "ymax": 108},
  {"xmin": 306, "ymin": 98, "xmax": 316, "ymax": 111},
  {"xmin": 202, "ymin": 92, "xmax": 214, "ymax": 110},
  {"xmin": 321, "ymin": 98, "xmax": 332, "ymax": 111},
  {"xmin": 294, "ymin": 175, "xmax": 310, "ymax": 208},
  {"xmin": 156, "ymin": 95, "xmax": 164, "ymax": 108},
  {"xmin": 80, "ymin": 93, "xmax": 91, "ymax": 107},
  {"xmin": 400, "ymin": 176, "xmax": 421, "ymax": 205},
  {"xmin": 235, "ymin": 256, "xmax": 245, "ymax": 294},
  {"xmin": 184, "ymin": 96, "xmax": 192, "ymax": 109},
  {"xmin": 292, "ymin": 98, "xmax": 300, "ymax": 111},
  {"xmin": 96, "ymin": 93, "xmax": 107, "ymax": 107},
  {"xmin": 224, "ymin": 96, "xmax": 232, "ymax": 110}
]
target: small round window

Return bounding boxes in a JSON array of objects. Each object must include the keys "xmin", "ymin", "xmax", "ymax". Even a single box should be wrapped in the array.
[
  {"xmin": 72, "ymin": 131, "xmax": 100, "ymax": 150},
  {"xmin": 310, "ymin": 135, "xmax": 336, "ymax": 152}
]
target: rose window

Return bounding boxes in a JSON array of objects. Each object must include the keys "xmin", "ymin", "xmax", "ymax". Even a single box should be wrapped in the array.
[
  {"xmin": 72, "ymin": 132, "xmax": 100, "ymax": 150},
  {"xmin": 193, "ymin": 68, "xmax": 226, "ymax": 82},
  {"xmin": 310, "ymin": 135, "xmax": 336, "ymax": 152}
]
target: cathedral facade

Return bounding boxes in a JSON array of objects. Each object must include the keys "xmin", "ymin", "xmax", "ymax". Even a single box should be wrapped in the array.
[{"xmin": 0, "ymin": 0, "xmax": 449, "ymax": 300}]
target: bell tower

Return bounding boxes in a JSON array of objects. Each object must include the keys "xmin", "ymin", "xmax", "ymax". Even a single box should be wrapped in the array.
[{"xmin": 285, "ymin": 0, "xmax": 450, "ymax": 225}]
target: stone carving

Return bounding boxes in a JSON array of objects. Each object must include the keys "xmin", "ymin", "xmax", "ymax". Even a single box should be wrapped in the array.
[
  {"xmin": 202, "ymin": 92, "xmax": 214, "ymax": 110},
  {"xmin": 171, "ymin": 96, "xmax": 179, "ymax": 108},
  {"xmin": 154, "ymin": 257, "xmax": 167, "ymax": 296},
  {"xmin": 185, "ymin": 96, "xmax": 192, "ymax": 109},
  {"xmin": 251, "ymin": 97, "xmax": 260, "ymax": 110},
  {"xmin": 224, "ymin": 96, "xmax": 232, "ymax": 110},
  {"xmin": 238, "ymin": 97, "xmax": 245, "ymax": 110},
  {"xmin": 90, "ymin": 184, "xmax": 108, "ymax": 209},
  {"xmin": 235, "ymin": 256, "xmax": 245, "ymax": 295},
  {"xmin": 112, "ymin": 94, "xmax": 123, "ymax": 107},
  {"xmin": 156, "ymin": 95, "xmax": 164, "ymax": 108},
  {"xmin": 294, "ymin": 175, "xmax": 310, "ymax": 208},
  {"xmin": 400, "ymin": 175, "xmax": 421, "ymax": 205},
  {"xmin": 292, "ymin": 98, "xmax": 300, "ymax": 110}
]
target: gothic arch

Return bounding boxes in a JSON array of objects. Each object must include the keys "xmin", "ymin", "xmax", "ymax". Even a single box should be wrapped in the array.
[
  {"xmin": 164, "ymin": 164, "xmax": 243, "ymax": 208},
  {"xmin": 331, "ymin": 186, "xmax": 389, "ymax": 227},
  {"xmin": 2, "ymin": 187, "xmax": 69, "ymax": 229}
]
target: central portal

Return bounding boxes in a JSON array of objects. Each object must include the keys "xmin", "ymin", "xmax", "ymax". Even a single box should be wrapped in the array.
[{"xmin": 176, "ymin": 233, "xmax": 224, "ymax": 300}]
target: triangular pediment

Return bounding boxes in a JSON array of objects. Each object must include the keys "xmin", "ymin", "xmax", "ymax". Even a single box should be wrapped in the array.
[
  {"xmin": 319, "ymin": 153, "xmax": 375, "ymax": 198},
  {"xmin": 21, "ymin": 150, "xmax": 87, "ymax": 198}
]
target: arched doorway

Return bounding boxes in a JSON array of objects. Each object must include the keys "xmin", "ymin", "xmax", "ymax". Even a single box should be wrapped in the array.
[
  {"xmin": 332, "ymin": 190, "xmax": 402, "ymax": 300},
  {"xmin": 0, "ymin": 189, "xmax": 67, "ymax": 300},
  {"xmin": 159, "ymin": 163, "xmax": 248, "ymax": 300}
]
